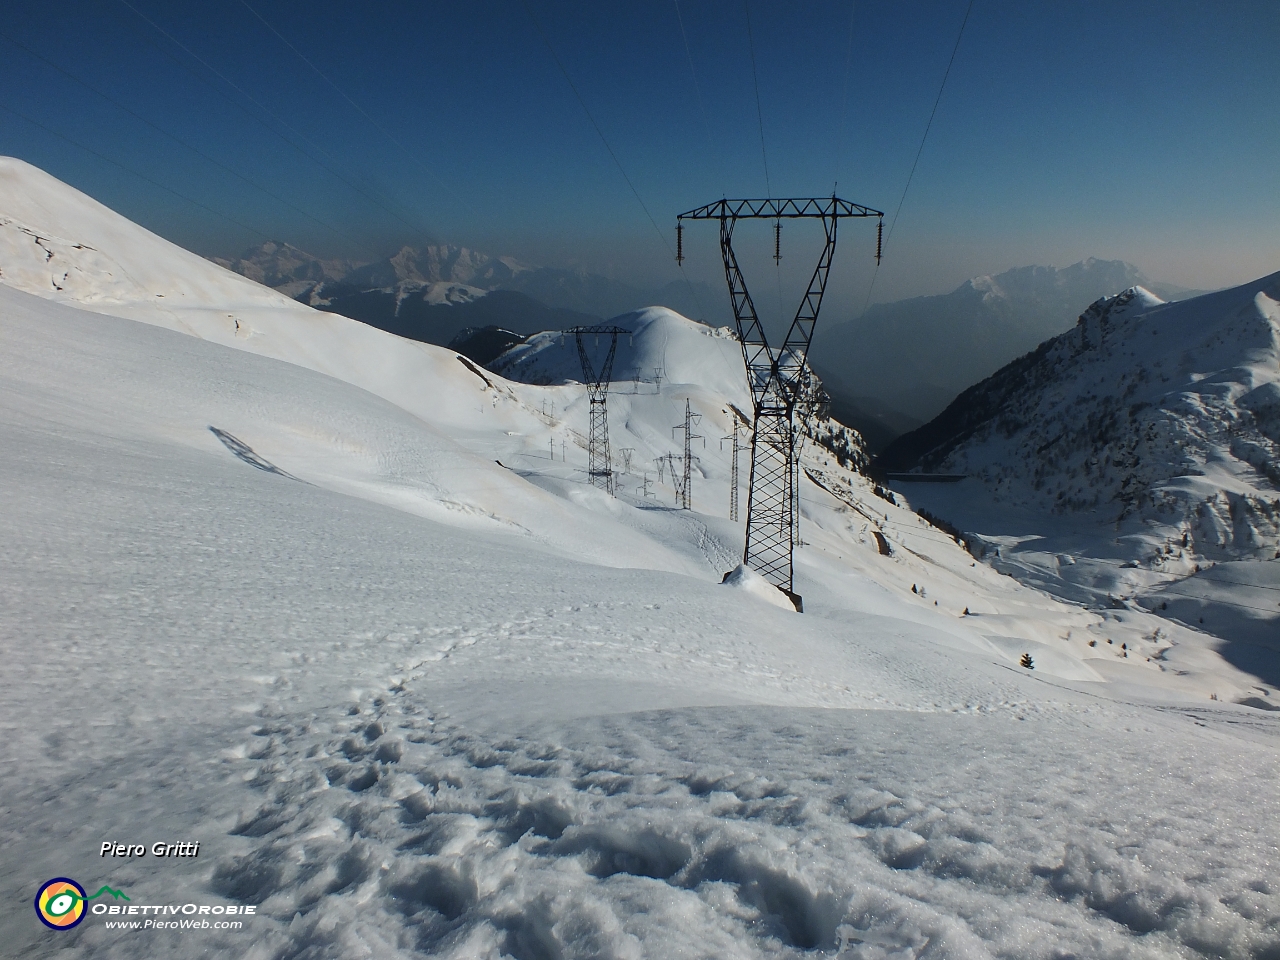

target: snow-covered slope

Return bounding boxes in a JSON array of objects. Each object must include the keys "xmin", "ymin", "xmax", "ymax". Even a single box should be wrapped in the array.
[
  {"xmin": 4, "ymin": 160, "xmax": 1280, "ymax": 960},
  {"xmin": 489, "ymin": 307, "xmax": 749, "ymax": 406},
  {"xmin": 491, "ymin": 310, "xmax": 871, "ymax": 475},
  {"xmin": 7, "ymin": 283, "xmax": 1280, "ymax": 960},
  {"xmin": 883, "ymin": 276, "xmax": 1280, "ymax": 651},
  {"xmin": 0, "ymin": 158, "xmax": 501, "ymax": 431},
  {"xmin": 886, "ymin": 278, "xmax": 1280, "ymax": 557}
]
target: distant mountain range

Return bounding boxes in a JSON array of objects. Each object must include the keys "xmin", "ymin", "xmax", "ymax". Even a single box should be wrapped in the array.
[
  {"xmin": 211, "ymin": 241, "xmax": 721, "ymax": 345},
  {"xmin": 813, "ymin": 258, "xmax": 1210, "ymax": 424},
  {"xmin": 214, "ymin": 245, "xmax": 1222, "ymax": 457}
]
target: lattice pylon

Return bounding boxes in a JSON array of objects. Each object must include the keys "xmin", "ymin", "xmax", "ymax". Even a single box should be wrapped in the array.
[
  {"xmin": 730, "ymin": 427, "xmax": 740, "ymax": 522},
  {"xmin": 675, "ymin": 198, "xmax": 883, "ymax": 611},
  {"xmin": 588, "ymin": 397, "xmax": 613, "ymax": 494},
  {"xmin": 722, "ymin": 422, "xmax": 742, "ymax": 523},
  {"xmin": 672, "ymin": 399, "xmax": 701, "ymax": 510},
  {"xmin": 743, "ymin": 406, "xmax": 797, "ymax": 587},
  {"xmin": 574, "ymin": 325, "xmax": 626, "ymax": 496}
]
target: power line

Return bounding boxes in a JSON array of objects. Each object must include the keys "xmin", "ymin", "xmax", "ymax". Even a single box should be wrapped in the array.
[
  {"xmin": 742, "ymin": 0, "xmax": 780, "ymax": 324},
  {"xmin": 517, "ymin": 0, "xmax": 707, "ymax": 319},
  {"xmin": 1185, "ymin": 575, "xmax": 1280, "ymax": 594},
  {"xmin": 518, "ymin": 1, "xmax": 667, "ymax": 251},
  {"xmin": 862, "ymin": 0, "xmax": 975, "ymax": 314},
  {"xmin": 832, "ymin": 0, "xmax": 857, "ymax": 189},
  {"xmin": 234, "ymin": 0, "xmax": 478, "ymax": 220},
  {"xmin": 742, "ymin": 0, "xmax": 771, "ymax": 197},
  {"xmin": 0, "ymin": 30, "xmax": 377, "ymax": 254},
  {"xmin": 885, "ymin": 0, "xmax": 974, "ymax": 247},
  {"xmin": 115, "ymin": 0, "xmax": 439, "ymax": 251},
  {"xmin": 672, "ymin": 0, "xmax": 722, "ymax": 189},
  {"xmin": 0, "ymin": 101, "xmax": 266, "ymax": 241}
]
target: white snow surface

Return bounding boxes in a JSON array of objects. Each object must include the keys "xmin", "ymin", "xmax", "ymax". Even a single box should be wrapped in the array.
[
  {"xmin": 720, "ymin": 564, "xmax": 799, "ymax": 611},
  {"xmin": 898, "ymin": 276, "xmax": 1280, "ymax": 671},
  {"xmin": 3, "ymin": 159, "xmax": 1280, "ymax": 959},
  {"xmin": 489, "ymin": 308, "xmax": 747, "ymax": 409}
]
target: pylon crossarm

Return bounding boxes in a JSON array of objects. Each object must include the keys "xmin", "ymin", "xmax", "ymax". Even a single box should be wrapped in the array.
[
  {"xmin": 573, "ymin": 324, "xmax": 626, "ymax": 396},
  {"xmin": 677, "ymin": 197, "xmax": 884, "ymax": 221}
]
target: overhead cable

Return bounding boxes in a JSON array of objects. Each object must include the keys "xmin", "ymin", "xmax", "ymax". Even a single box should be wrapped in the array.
[
  {"xmin": 862, "ymin": 0, "xmax": 976, "ymax": 314},
  {"xmin": 742, "ymin": 0, "xmax": 771, "ymax": 197},
  {"xmin": 1150, "ymin": 587, "xmax": 1280, "ymax": 617},
  {"xmin": 0, "ymin": 101, "xmax": 266, "ymax": 241},
  {"xmin": 673, "ymin": 0, "xmax": 723, "ymax": 189},
  {"xmin": 0, "ymin": 31, "xmax": 376, "ymax": 254},
  {"xmin": 517, "ymin": 0, "xmax": 707, "ymax": 319},
  {"xmin": 832, "ymin": 0, "xmax": 857, "ymax": 189},
  {"xmin": 115, "ymin": 0, "xmax": 439, "ymax": 249},
  {"xmin": 234, "ymin": 0, "xmax": 477, "ymax": 220}
]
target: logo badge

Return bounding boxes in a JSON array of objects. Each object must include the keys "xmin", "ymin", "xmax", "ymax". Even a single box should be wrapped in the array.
[{"xmin": 35, "ymin": 878, "xmax": 88, "ymax": 930}]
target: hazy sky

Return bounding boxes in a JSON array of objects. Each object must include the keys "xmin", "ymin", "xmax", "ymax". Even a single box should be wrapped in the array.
[{"xmin": 1, "ymin": 0, "xmax": 1277, "ymax": 311}]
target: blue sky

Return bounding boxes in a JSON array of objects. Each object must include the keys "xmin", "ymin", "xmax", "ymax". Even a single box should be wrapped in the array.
[{"xmin": 1, "ymin": 0, "xmax": 1276, "ymax": 309}]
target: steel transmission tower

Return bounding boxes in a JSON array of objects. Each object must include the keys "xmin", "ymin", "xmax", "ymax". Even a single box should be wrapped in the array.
[
  {"xmin": 676, "ymin": 197, "xmax": 882, "ymax": 610},
  {"xmin": 573, "ymin": 325, "xmax": 627, "ymax": 495},
  {"xmin": 656, "ymin": 453, "xmax": 684, "ymax": 506},
  {"xmin": 721, "ymin": 420, "xmax": 744, "ymax": 523},
  {"xmin": 672, "ymin": 399, "xmax": 702, "ymax": 510}
]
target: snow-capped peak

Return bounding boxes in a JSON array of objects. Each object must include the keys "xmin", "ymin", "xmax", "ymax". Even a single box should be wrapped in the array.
[{"xmin": 885, "ymin": 269, "xmax": 1280, "ymax": 566}]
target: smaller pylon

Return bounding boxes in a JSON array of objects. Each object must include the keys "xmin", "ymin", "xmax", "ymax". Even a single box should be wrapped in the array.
[
  {"xmin": 670, "ymin": 453, "xmax": 691, "ymax": 506},
  {"xmin": 721, "ymin": 421, "xmax": 742, "ymax": 522},
  {"xmin": 672, "ymin": 399, "xmax": 702, "ymax": 510},
  {"xmin": 572, "ymin": 325, "xmax": 626, "ymax": 495},
  {"xmin": 792, "ymin": 438, "xmax": 802, "ymax": 546}
]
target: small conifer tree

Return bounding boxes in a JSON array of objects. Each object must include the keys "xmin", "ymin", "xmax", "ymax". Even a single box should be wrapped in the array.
[{"xmin": 1020, "ymin": 652, "xmax": 1034, "ymax": 670}]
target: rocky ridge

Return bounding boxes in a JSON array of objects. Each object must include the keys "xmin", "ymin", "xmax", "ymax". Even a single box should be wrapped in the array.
[{"xmin": 882, "ymin": 274, "xmax": 1280, "ymax": 565}]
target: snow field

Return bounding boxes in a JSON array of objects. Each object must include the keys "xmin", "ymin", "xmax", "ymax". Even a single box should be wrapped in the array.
[
  {"xmin": 6, "ymin": 282, "xmax": 1279, "ymax": 959},
  {"xmin": 36, "ymin": 691, "xmax": 1280, "ymax": 960},
  {"xmin": 4, "ymin": 158, "xmax": 1280, "ymax": 959},
  {"xmin": 903, "ymin": 277, "xmax": 1280, "ymax": 658}
]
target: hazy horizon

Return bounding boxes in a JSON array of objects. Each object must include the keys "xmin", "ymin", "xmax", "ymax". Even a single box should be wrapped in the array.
[{"xmin": 2, "ymin": 0, "xmax": 1276, "ymax": 313}]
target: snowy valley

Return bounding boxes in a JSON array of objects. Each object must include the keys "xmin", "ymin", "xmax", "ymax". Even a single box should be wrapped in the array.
[
  {"xmin": 881, "ymin": 280, "xmax": 1280, "ymax": 659},
  {"xmin": 2, "ymin": 157, "xmax": 1280, "ymax": 960}
]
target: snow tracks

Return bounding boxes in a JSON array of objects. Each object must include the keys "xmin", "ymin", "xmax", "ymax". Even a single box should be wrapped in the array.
[{"xmin": 207, "ymin": 690, "xmax": 1280, "ymax": 960}]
